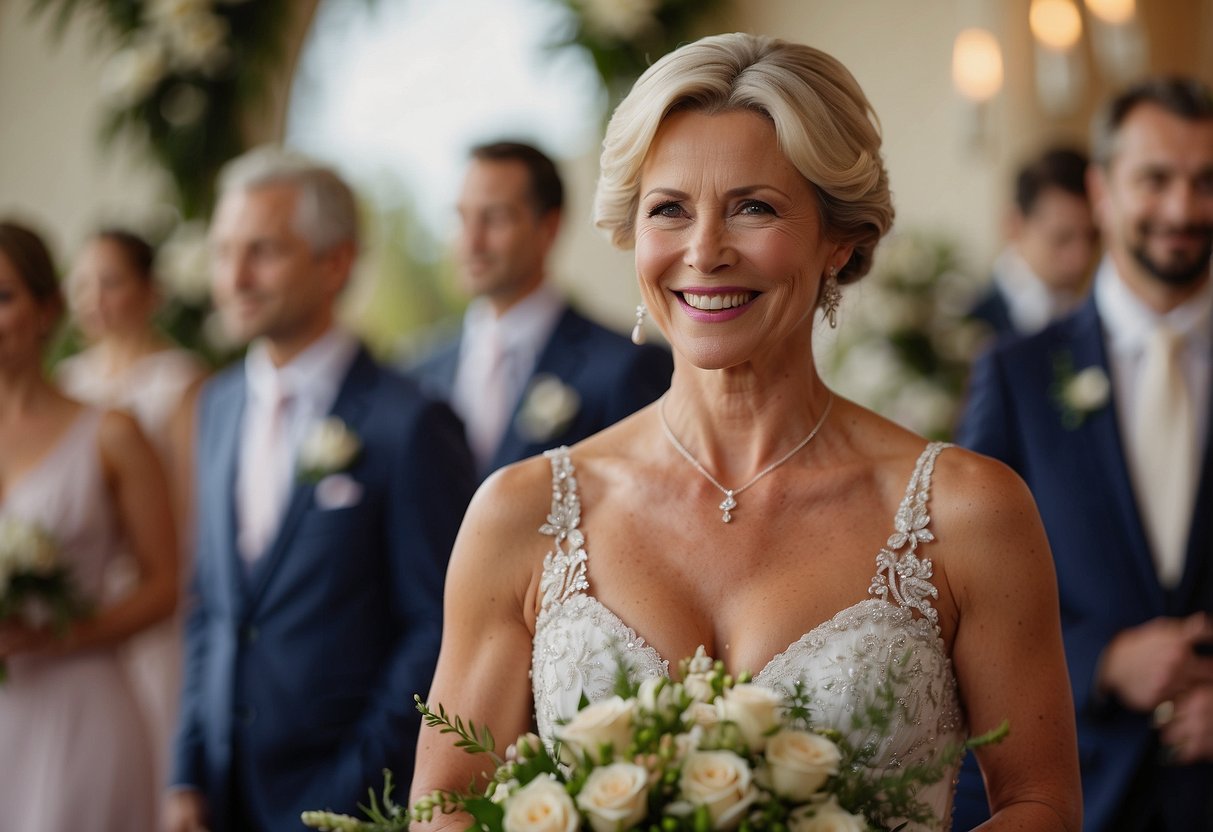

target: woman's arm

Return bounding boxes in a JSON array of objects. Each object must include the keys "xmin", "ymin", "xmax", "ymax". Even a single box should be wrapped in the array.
[
  {"xmin": 51, "ymin": 410, "xmax": 178, "ymax": 652},
  {"xmin": 409, "ymin": 459, "xmax": 552, "ymax": 832},
  {"xmin": 940, "ymin": 450, "xmax": 1081, "ymax": 832}
]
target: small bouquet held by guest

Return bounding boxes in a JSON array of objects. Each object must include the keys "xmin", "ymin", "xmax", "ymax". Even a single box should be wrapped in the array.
[
  {"xmin": 302, "ymin": 649, "xmax": 1006, "ymax": 832},
  {"xmin": 0, "ymin": 516, "xmax": 90, "ymax": 683}
]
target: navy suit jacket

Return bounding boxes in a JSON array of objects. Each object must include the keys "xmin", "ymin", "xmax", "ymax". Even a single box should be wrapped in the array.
[
  {"xmin": 410, "ymin": 305, "xmax": 673, "ymax": 478},
  {"xmin": 967, "ymin": 285, "xmax": 1016, "ymax": 341},
  {"xmin": 952, "ymin": 298, "xmax": 1213, "ymax": 831},
  {"xmin": 171, "ymin": 347, "xmax": 476, "ymax": 831}
]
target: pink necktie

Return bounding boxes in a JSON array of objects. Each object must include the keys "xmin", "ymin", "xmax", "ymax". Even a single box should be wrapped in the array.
[
  {"xmin": 464, "ymin": 329, "xmax": 511, "ymax": 470},
  {"xmin": 239, "ymin": 382, "xmax": 293, "ymax": 568}
]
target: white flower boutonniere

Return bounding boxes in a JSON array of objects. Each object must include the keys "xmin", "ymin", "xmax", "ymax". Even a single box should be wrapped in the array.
[
  {"xmin": 297, "ymin": 417, "xmax": 362, "ymax": 483},
  {"xmin": 515, "ymin": 374, "xmax": 581, "ymax": 443},
  {"xmin": 1052, "ymin": 353, "xmax": 1111, "ymax": 430}
]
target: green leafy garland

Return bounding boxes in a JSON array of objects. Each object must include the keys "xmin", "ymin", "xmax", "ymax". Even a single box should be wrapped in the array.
[{"xmin": 30, "ymin": 0, "xmax": 293, "ymax": 220}]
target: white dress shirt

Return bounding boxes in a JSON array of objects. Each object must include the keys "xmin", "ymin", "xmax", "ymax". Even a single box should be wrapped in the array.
[
  {"xmin": 236, "ymin": 328, "xmax": 360, "ymax": 562},
  {"xmin": 992, "ymin": 246, "xmax": 1085, "ymax": 335},
  {"xmin": 1095, "ymin": 256, "xmax": 1213, "ymax": 452},
  {"xmin": 451, "ymin": 284, "xmax": 565, "ymax": 467}
]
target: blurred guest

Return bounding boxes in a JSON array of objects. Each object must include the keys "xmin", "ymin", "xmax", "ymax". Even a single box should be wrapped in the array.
[
  {"xmin": 0, "ymin": 220, "xmax": 177, "ymax": 831},
  {"xmin": 164, "ymin": 148, "xmax": 476, "ymax": 832},
  {"xmin": 57, "ymin": 228, "xmax": 207, "ymax": 788},
  {"xmin": 409, "ymin": 141, "xmax": 672, "ymax": 479},
  {"xmin": 957, "ymin": 77, "xmax": 1213, "ymax": 831},
  {"xmin": 969, "ymin": 147, "xmax": 1098, "ymax": 339}
]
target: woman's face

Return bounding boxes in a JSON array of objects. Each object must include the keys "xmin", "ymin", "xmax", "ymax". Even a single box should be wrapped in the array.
[
  {"xmin": 68, "ymin": 238, "xmax": 156, "ymax": 342},
  {"xmin": 634, "ymin": 108, "xmax": 850, "ymax": 371},
  {"xmin": 0, "ymin": 252, "xmax": 57, "ymax": 368}
]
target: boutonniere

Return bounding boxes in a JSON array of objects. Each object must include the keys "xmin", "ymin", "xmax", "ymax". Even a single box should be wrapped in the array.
[
  {"xmin": 515, "ymin": 374, "xmax": 581, "ymax": 443},
  {"xmin": 1051, "ymin": 352, "xmax": 1111, "ymax": 430},
  {"xmin": 297, "ymin": 417, "xmax": 362, "ymax": 482}
]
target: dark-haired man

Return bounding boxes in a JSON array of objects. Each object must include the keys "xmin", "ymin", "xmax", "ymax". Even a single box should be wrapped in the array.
[
  {"xmin": 970, "ymin": 147, "xmax": 1098, "ymax": 340},
  {"xmin": 956, "ymin": 77, "xmax": 1213, "ymax": 831},
  {"xmin": 410, "ymin": 142, "xmax": 672, "ymax": 479}
]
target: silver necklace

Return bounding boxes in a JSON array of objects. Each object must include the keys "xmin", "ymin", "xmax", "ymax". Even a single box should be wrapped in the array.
[{"xmin": 658, "ymin": 393, "xmax": 834, "ymax": 523}]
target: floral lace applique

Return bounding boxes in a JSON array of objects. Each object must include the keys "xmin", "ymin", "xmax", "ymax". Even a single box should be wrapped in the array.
[
  {"xmin": 869, "ymin": 442, "xmax": 951, "ymax": 631},
  {"xmin": 538, "ymin": 448, "xmax": 589, "ymax": 609}
]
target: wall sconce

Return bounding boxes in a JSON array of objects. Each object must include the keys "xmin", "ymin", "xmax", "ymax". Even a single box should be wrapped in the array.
[
  {"xmin": 1085, "ymin": 0, "xmax": 1135, "ymax": 24},
  {"xmin": 1030, "ymin": 0, "xmax": 1085, "ymax": 115},
  {"xmin": 1086, "ymin": 0, "xmax": 1147, "ymax": 84},
  {"xmin": 952, "ymin": 27, "xmax": 1003, "ymax": 150}
]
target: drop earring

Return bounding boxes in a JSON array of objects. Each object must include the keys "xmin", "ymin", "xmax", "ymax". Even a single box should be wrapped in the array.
[
  {"xmin": 631, "ymin": 303, "xmax": 648, "ymax": 345},
  {"xmin": 819, "ymin": 267, "xmax": 842, "ymax": 329}
]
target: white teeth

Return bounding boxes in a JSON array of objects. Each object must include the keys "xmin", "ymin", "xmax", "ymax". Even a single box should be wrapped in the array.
[{"xmin": 682, "ymin": 291, "xmax": 753, "ymax": 311}]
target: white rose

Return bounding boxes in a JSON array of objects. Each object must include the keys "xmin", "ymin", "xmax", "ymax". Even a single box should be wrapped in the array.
[
  {"xmin": 679, "ymin": 750, "xmax": 759, "ymax": 830},
  {"xmin": 516, "ymin": 375, "xmax": 580, "ymax": 442},
  {"xmin": 685, "ymin": 701, "xmax": 722, "ymax": 730},
  {"xmin": 576, "ymin": 763, "xmax": 650, "ymax": 832},
  {"xmin": 716, "ymin": 685, "xmax": 782, "ymax": 751},
  {"xmin": 298, "ymin": 418, "xmax": 361, "ymax": 476},
  {"xmin": 503, "ymin": 777, "xmax": 578, "ymax": 832},
  {"xmin": 787, "ymin": 798, "xmax": 867, "ymax": 832},
  {"xmin": 764, "ymin": 730, "xmax": 841, "ymax": 801},
  {"xmin": 557, "ymin": 696, "xmax": 636, "ymax": 763},
  {"xmin": 638, "ymin": 676, "xmax": 677, "ymax": 713},
  {"xmin": 1064, "ymin": 366, "xmax": 1111, "ymax": 412},
  {"xmin": 683, "ymin": 673, "xmax": 716, "ymax": 704},
  {"xmin": 490, "ymin": 779, "xmax": 520, "ymax": 805}
]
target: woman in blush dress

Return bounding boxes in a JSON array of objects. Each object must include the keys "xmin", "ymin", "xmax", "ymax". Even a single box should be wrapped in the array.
[
  {"xmin": 0, "ymin": 221, "xmax": 177, "ymax": 831},
  {"xmin": 56, "ymin": 228, "xmax": 206, "ymax": 788},
  {"xmin": 410, "ymin": 34, "xmax": 1081, "ymax": 831}
]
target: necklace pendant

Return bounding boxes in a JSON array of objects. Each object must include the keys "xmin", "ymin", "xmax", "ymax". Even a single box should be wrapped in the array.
[{"xmin": 719, "ymin": 492, "xmax": 737, "ymax": 523}]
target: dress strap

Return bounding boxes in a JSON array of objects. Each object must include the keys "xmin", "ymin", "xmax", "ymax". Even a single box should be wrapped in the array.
[
  {"xmin": 538, "ymin": 447, "xmax": 589, "ymax": 611},
  {"xmin": 868, "ymin": 441, "xmax": 952, "ymax": 631}
]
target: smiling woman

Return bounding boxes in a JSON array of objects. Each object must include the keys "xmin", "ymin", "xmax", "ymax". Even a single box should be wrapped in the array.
[{"xmin": 410, "ymin": 32, "xmax": 1082, "ymax": 832}]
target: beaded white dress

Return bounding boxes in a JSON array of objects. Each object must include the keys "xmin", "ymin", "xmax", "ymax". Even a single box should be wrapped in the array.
[
  {"xmin": 0, "ymin": 410, "xmax": 156, "ymax": 831},
  {"xmin": 531, "ymin": 442, "xmax": 965, "ymax": 831}
]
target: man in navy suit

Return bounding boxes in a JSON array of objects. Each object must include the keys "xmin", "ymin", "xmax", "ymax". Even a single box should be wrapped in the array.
[
  {"xmin": 164, "ymin": 149, "xmax": 476, "ymax": 831},
  {"xmin": 955, "ymin": 77, "xmax": 1213, "ymax": 831},
  {"xmin": 409, "ymin": 142, "xmax": 672, "ymax": 479},
  {"xmin": 968, "ymin": 147, "xmax": 1097, "ymax": 341}
]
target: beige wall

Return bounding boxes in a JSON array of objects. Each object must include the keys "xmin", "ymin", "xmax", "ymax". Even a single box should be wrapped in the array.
[{"xmin": 2, "ymin": 0, "xmax": 1210, "ymax": 327}]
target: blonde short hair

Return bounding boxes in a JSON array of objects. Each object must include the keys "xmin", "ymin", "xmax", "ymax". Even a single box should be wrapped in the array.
[{"xmin": 594, "ymin": 33, "xmax": 893, "ymax": 283}]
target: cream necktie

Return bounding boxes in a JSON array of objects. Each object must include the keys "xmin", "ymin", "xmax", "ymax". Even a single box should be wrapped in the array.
[
  {"xmin": 239, "ymin": 381, "xmax": 294, "ymax": 568},
  {"xmin": 1131, "ymin": 325, "xmax": 1198, "ymax": 588}
]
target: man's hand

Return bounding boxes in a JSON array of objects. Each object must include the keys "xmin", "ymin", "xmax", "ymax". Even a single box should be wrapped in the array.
[
  {"xmin": 162, "ymin": 789, "xmax": 209, "ymax": 832},
  {"xmin": 1160, "ymin": 685, "xmax": 1213, "ymax": 764},
  {"xmin": 1098, "ymin": 613, "xmax": 1213, "ymax": 711}
]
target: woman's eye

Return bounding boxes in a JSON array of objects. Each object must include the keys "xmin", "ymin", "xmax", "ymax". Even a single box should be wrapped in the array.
[
  {"xmin": 738, "ymin": 200, "xmax": 775, "ymax": 215},
  {"xmin": 647, "ymin": 202, "xmax": 685, "ymax": 219}
]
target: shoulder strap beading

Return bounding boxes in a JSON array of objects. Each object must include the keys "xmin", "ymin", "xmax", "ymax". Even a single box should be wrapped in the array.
[
  {"xmin": 538, "ymin": 447, "xmax": 589, "ymax": 610},
  {"xmin": 869, "ymin": 442, "xmax": 952, "ymax": 631}
]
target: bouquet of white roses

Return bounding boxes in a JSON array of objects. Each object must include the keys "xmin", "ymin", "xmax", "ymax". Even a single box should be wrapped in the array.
[
  {"xmin": 0, "ymin": 516, "xmax": 90, "ymax": 683},
  {"xmin": 303, "ymin": 648, "xmax": 1005, "ymax": 832}
]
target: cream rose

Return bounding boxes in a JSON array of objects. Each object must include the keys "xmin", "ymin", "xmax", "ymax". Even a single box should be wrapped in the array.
[
  {"xmin": 576, "ymin": 763, "xmax": 650, "ymax": 832},
  {"xmin": 764, "ymin": 730, "xmax": 841, "ymax": 801},
  {"xmin": 557, "ymin": 696, "xmax": 636, "ymax": 763},
  {"xmin": 502, "ymin": 777, "xmax": 578, "ymax": 832},
  {"xmin": 638, "ymin": 677, "xmax": 677, "ymax": 713},
  {"xmin": 682, "ymin": 673, "xmax": 716, "ymax": 703},
  {"xmin": 685, "ymin": 701, "xmax": 722, "ymax": 730},
  {"xmin": 716, "ymin": 684, "xmax": 782, "ymax": 751},
  {"xmin": 787, "ymin": 798, "xmax": 867, "ymax": 832},
  {"xmin": 678, "ymin": 750, "xmax": 759, "ymax": 830}
]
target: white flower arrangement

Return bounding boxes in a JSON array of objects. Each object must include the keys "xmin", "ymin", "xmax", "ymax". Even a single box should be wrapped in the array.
[
  {"xmin": 297, "ymin": 417, "xmax": 362, "ymax": 483},
  {"xmin": 1051, "ymin": 354, "xmax": 1111, "ymax": 430},
  {"xmin": 303, "ymin": 647, "xmax": 1006, "ymax": 832},
  {"xmin": 515, "ymin": 375, "xmax": 582, "ymax": 444},
  {"xmin": 0, "ymin": 517, "xmax": 90, "ymax": 683}
]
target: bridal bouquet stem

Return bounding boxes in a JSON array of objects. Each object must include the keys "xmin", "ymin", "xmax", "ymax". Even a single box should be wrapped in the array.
[
  {"xmin": 303, "ymin": 649, "xmax": 1005, "ymax": 832},
  {"xmin": 0, "ymin": 517, "xmax": 90, "ymax": 683}
]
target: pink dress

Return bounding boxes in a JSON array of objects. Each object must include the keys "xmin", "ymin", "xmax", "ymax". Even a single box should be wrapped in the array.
[
  {"xmin": 57, "ymin": 346, "xmax": 204, "ymax": 790},
  {"xmin": 0, "ymin": 409, "xmax": 156, "ymax": 831}
]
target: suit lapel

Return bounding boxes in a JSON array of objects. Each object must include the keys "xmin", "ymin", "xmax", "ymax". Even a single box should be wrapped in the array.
[
  {"xmin": 1068, "ymin": 303, "xmax": 1167, "ymax": 610},
  {"xmin": 1175, "ymin": 335, "xmax": 1213, "ymax": 609},
  {"xmin": 242, "ymin": 349, "xmax": 376, "ymax": 614},
  {"xmin": 209, "ymin": 376, "xmax": 247, "ymax": 617},
  {"xmin": 489, "ymin": 307, "xmax": 583, "ymax": 471}
]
